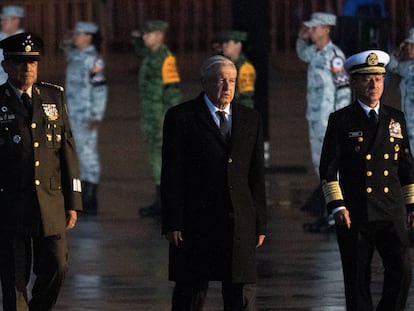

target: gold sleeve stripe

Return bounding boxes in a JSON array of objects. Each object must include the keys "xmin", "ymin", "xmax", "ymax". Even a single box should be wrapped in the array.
[
  {"xmin": 237, "ymin": 63, "xmax": 256, "ymax": 93},
  {"xmin": 322, "ymin": 180, "xmax": 344, "ymax": 203},
  {"xmin": 402, "ymin": 184, "xmax": 414, "ymax": 204}
]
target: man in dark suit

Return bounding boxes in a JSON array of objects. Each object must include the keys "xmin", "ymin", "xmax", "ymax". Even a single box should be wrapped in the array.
[
  {"xmin": 320, "ymin": 50, "xmax": 414, "ymax": 311},
  {"xmin": 161, "ymin": 55, "xmax": 266, "ymax": 310},
  {"xmin": 0, "ymin": 32, "xmax": 82, "ymax": 310}
]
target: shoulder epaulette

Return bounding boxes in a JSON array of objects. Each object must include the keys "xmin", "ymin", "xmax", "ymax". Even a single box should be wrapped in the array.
[{"xmin": 39, "ymin": 81, "xmax": 65, "ymax": 92}]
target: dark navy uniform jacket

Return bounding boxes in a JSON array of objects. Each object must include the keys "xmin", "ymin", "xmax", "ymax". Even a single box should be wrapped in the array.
[
  {"xmin": 0, "ymin": 82, "xmax": 82, "ymax": 236},
  {"xmin": 320, "ymin": 101, "xmax": 414, "ymax": 222}
]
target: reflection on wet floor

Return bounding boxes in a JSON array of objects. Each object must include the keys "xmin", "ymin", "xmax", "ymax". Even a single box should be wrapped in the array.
[{"xmin": 1, "ymin": 54, "xmax": 414, "ymax": 310}]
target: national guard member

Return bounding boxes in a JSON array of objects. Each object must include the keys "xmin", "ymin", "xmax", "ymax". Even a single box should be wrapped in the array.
[
  {"xmin": 388, "ymin": 28, "xmax": 414, "ymax": 152},
  {"xmin": 320, "ymin": 50, "xmax": 414, "ymax": 311},
  {"xmin": 0, "ymin": 5, "xmax": 25, "ymax": 84},
  {"xmin": 0, "ymin": 32, "xmax": 82, "ymax": 311},
  {"xmin": 62, "ymin": 21, "xmax": 107, "ymax": 214},
  {"xmin": 296, "ymin": 12, "xmax": 351, "ymax": 231},
  {"xmin": 219, "ymin": 30, "xmax": 256, "ymax": 109},
  {"xmin": 131, "ymin": 20, "xmax": 182, "ymax": 217}
]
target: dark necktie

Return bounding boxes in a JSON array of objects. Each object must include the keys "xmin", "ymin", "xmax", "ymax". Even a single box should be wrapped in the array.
[
  {"xmin": 369, "ymin": 109, "xmax": 378, "ymax": 129},
  {"xmin": 21, "ymin": 92, "xmax": 32, "ymax": 117},
  {"xmin": 216, "ymin": 110, "xmax": 229, "ymax": 139}
]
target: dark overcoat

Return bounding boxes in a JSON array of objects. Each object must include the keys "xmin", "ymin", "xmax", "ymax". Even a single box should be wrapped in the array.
[
  {"xmin": 320, "ymin": 101, "xmax": 414, "ymax": 222},
  {"xmin": 161, "ymin": 93, "xmax": 266, "ymax": 283},
  {"xmin": 0, "ymin": 82, "xmax": 82, "ymax": 237}
]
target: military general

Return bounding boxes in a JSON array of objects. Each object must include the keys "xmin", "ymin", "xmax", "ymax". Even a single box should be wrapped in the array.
[
  {"xmin": 0, "ymin": 32, "xmax": 82, "ymax": 310},
  {"xmin": 320, "ymin": 50, "xmax": 414, "ymax": 311}
]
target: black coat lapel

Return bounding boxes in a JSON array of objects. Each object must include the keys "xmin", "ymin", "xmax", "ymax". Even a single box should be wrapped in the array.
[{"xmin": 370, "ymin": 106, "xmax": 390, "ymax": 151}]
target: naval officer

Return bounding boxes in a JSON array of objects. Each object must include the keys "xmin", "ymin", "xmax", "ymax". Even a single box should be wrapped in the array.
[
  {"xmin": 320, "ymin": 50, "xmax": 414, "ymax": 311},
  {"xmin": 0, "ymin": 32, "xmax": 82, "ymax": 311}
]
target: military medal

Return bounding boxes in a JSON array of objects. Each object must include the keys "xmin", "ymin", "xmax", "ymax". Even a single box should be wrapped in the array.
[
  {"xmin": 388, "ymin": 119, "xmax": 403, "ymax": 138},
  {"xmin": 42, "ymin": 103, "xmax": 59, "ymax": 121}
]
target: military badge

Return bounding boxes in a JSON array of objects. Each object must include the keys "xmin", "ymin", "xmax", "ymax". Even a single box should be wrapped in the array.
[
  {"xmin": 13, "ymin": 135, "xmax": 21, "ymax": 144},
  {"xmin": 42, "ymin": 103, "xmax": 59, "ymax": 121},
  {"xmin": 388, "ymin": 119, "xmax": 403, "ymax": 138}
]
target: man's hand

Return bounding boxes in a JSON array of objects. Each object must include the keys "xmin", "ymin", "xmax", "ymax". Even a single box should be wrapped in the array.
[
  {"xmin": 407, "ymin": 211, "xmax": 414, "ymax": 227},
  {"xmin": 256, "ymin": 234, "xmax": 266, "ymax": 248},
  {"xmin": 166, "ymin": 231, "xmax": 183, "ymax": 246},
  {"xmin": 334, "ymin": 209, "xmax": 351, "ymax": 229},
  {"xmin": 66, "ymin": 210, "xmax": 77, "ymax": 230}
]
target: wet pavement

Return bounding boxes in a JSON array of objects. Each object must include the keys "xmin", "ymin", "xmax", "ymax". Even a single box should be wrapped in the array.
[{"xmin": 3, "ymin": 52, "xmax": 414, "ymax": 310}]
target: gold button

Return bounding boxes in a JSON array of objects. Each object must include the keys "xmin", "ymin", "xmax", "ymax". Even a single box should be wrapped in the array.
[
  {"xmin": 384, "ymin": 153, "xmax": 389, "ymax": 159},
  {"xmin": 366, "ymin": 187, "xmax": 372, "ymax": 193},
  {"xmin": 34, "ymin": 142, "xmax": 39, "ymax": 148},
  {"xmin": 35, "ymin": 180, "xmax": 40, "ymax": 186},
  {"xmin": 35, "ymin": 161, "xmax": 40, "ymax": 167},
  {"xmin": 383, "ymin": 170, "xmax": 389, "ymax": 176},
  {"xmin": 31, "ymin": 123, "xmax": 36, "ymax": 129},
  {"xmin": 384, "ymin": 187, "xmax": 389, "ymax": 193},
  {"xmin": 366, "ymin": 171, "xmax": 373, "ymax": 177},
  {"xmin": 366, "ymin": 154, "xmax": 372, "ymax": 160},
  {"xmin": 390, "ymin": 137, "xmax": 394, "ymax": 142},
  {"xmin": 228, "ymin": 158, "xmax": 233, "ymax": 164},
  {"xmin": 5, "ymin": 127, "xmax": 8, "ymax": 131},
  {"xmin": 358, "ymin": 137, "xmax": 364, "ymax": 142}
]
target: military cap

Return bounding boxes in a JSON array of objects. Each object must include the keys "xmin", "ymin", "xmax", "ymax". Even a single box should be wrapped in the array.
[
  {"xmin": 0, "ymin": 32, "xmax": 43, "ymax": 60},
  {"xmin": 304, "ymin": 12, "xmax": 336, "ymax": 27},
  {"xmin": 143, "ymin": 20, "xmax": 168, "ymax": 33},
  {"xmin": 218, "ymin": 30, "xmax": 248, "ymax": 43},
  {"xmin": 1, "ymin": 5, "xmax": 24, "ymax": 19},
  {"xmin": 74, "ymin": 21, "xmax": 99, "ymax": 34},
  {"xmin": 344, "ymin": 50, "xmax": 390, "ymax": 75},
  {"xmin": 405, "ymin": 28, "xmax": 414, "ymax": 44}
]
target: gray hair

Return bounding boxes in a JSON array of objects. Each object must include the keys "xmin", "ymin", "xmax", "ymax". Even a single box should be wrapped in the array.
[{"xmin": 200, "ymin": 55, "xmax": 236, "ymax": 79}]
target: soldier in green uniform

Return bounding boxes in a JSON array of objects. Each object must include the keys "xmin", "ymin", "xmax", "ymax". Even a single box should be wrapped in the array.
[
  {"xmin": 0, "ymin": 32, "xmax": 82, "ymax": 310},
  {"xmin": 219, "ymin": 30, "xmax": 256, "ymax": 109},
  {"xmin": 131, "ymin": 20, "xmax": 182, "ymax": 217}
]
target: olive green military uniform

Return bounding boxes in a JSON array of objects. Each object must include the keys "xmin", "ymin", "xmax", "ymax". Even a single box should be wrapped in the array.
[
  {"xmin": 0, "ymin": 33, "xmax": 82, "ymax": 311},
  {"xmin": 132, "ymin": 20, "xmax": 181, "ymax": 216}
]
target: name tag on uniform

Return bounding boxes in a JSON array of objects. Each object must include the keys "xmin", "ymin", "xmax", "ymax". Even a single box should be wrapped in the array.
[{"xmin": 348, "ymin": 131, "xmax": 363, "ymax": 137}]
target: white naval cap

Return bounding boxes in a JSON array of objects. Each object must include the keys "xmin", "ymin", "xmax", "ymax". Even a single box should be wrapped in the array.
[
  {"xmin": 1, "ymin": 5, "xmax": 24, "ymax": 19},
  {"xmin": 344, "ymin": 50, "xmax": 390, "ymax": 75},
  {"xmin": 74, "ymin": 21, "xmax": 98, "ymax": 34},
  {"xmin": 405, "ymin": 28, "xmax": 414, "ymax": 43},
  {"xmin": 304, "ymin": 12, "xmax": 336, "ymax": 27}
]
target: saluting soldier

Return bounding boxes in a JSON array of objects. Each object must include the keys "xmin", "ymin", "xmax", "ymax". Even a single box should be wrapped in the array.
[
  {"xmin": 297, "ymin": 12, "xmax": 351, "ymax": 231},
  {"xmin": 320, "ymin": 50, "xmax": 414, "ymax": 311},
  {"xmin": 0, "ymin": 33, "xmax": 82, "ymax": 310},
  {"xmin": 131, "ymin": 20, "xmax": 182, "ymax": 217},
  {"xmin": 219, "ymin": 30, "xmax": 256, "ymax": 109},
  {"xmin": 62, "ymin": 21, "xmax": 107, "ymax": 214}
]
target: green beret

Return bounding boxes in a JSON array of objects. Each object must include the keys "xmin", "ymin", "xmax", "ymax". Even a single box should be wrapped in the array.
[
  {"xmin": 219, "ymin": 30, "xmax": 248, "ymax": 43},
  {"xmin": 143, "ymin": 20, "xmax": 168, "ymax": 33}
]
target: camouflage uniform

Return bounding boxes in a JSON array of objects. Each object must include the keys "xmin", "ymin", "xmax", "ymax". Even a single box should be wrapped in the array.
[
  {"xmin": 388, "ymin": 52, "xmax": 414, "ymax": 152},
  {"xmin": 234, "ymin": 53, "xmax": 256, "ymax": 108},
  {"xmin": 296, "ymin": 38, "xmax": 351, "ymax": 174},
  {"xmin": 63, "ymin": 44, "xmax": 107, "ymax": 185},
  {"xmin": 132, "ymin": 35, "xmax": 181, "ymax": 186}
]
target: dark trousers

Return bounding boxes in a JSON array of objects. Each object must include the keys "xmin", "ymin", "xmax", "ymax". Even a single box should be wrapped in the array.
[
  {"xmin": 0, "ymin": 234, "xmax": 68, "ymax": 311},
  {"xmin": 336, "ymin": 220, "xmax": 412, "ymax": 311},
  {"xmin": 172, "ymin": 281, "xmax": 256, "ymax": 311}
]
